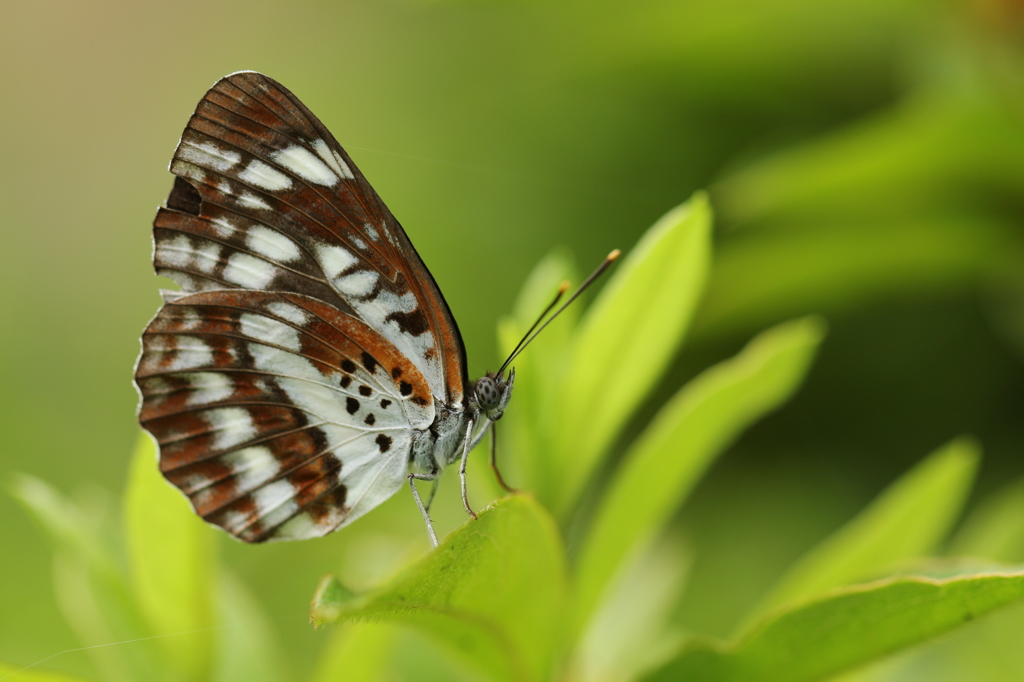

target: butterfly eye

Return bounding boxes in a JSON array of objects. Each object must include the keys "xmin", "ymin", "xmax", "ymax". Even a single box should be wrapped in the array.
[{"xmin": 474, "ymin": 376, "xmax": 501, "ymax": 411}]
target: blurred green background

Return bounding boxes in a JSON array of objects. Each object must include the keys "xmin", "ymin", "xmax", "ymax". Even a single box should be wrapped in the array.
[{"xmin": 3, "ymin": 0, "xmax": 1024, "ymax": 679}]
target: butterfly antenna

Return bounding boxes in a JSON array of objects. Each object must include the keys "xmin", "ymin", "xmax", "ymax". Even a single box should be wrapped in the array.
[
  {"xmin": 498, "ymin": 249, "xmax": 620, "ymax": 376},
  {"xmin": 502, "ymin": 281, "xmax": 570, "ymax": 370}
]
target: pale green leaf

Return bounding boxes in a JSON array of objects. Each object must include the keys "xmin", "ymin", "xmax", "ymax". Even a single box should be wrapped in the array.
[
  {"xmin": 572, "ymin": 535, "xmax": 690, "ymax": 682},
  {"xmin": 572, "ymin": 317, "xmax": 825, "ymax": 634},
  {"xmin": 310, "ymin": 495, "xmax": 567, "ymax": 682},
  {"xmin": 211, "ymin": 570, "xmax": 286, "ymax": 682},
  {"xmin": 746, "ymin": 438, "xmax": 979, "ymax": 627},
  {"xmin": 10, "ymin": 475, "xmax": 167, "ymax": 682},
  {"xmin": 948, "ymin": 477, "xmax": 1024, "ymax": 564},
  {"xmin": 553, "ymin": 193, "xmax": 712, "ymax": 517},
  {"xmin": 496, "ymin": 250, "xmax": 579, "ymax": 502},
  {"xmin": 643, "ymin": 570, "xmax": 1024, "ymax": 682},
  {"xmin": 310, "ymin": 622, "xmax": 397, "ymax": 682},
  {"xmin": 123, "ymin": 434, "xmax": 217, "ymax": 680}
]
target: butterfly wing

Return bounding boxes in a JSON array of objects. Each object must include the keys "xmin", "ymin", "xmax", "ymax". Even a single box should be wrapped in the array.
[
  {"xmin": 136, "ymin": 72, "xmax": 469, "ymax": 542},
  {"xmin": 136, "ymin": 290, "xmax": 435, "ymax": 542},
  {"xmin": 152, "ymin": 71, "xmax": 467, "ymax": 405}
]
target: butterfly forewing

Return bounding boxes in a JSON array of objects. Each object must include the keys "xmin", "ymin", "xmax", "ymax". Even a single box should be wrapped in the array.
[
  {"xmin": 152, "ymin": 71, "xmax": 466, "ymax": 405},
  {"xmin": 137, "ymin": 71, "xmax": 472, "ymax": 542},
  {"xmin": 136, "ymin": 290, "xmax": 435, "ymax": 542}
]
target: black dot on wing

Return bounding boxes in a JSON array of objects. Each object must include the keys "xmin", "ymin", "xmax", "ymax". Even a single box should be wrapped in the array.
[
  {"xmin": 341, "ymin": 376, "xmax": 351, "ymax": 389},
  {"xmin": 361, "ymin": 352, "xmax": 379, "ymax": 374},
  {"xmin": 375, "ymin": 434, "xmax": 392, "ymax": 452},
  {"xmin": 412, "ymin": 397, "xmax": 428, "ymax": 406},
  {"xmin": 380, "ymin": 399, "xmax": 391, "ymax": 409},
  {"xmin": 400, "ymin": 381, "xmax": 412, "ymax": 396},
  {"xmin": 358, "ymin": 385, "xmax": 372, "ymax": 397},
  {"xmin": 341, "ymin": 359, "xmax": 356, "ymax": 373},
  {"xmin": 346, "ymin": 397, "xmax": 359, "ymax": 414},
  {"xmin": 391, "ymin": 367, "xmax": 402, "ymax": 379},
  {"xmin": 364, "ymin": 413, "xmax": 375, "ymax": 426}
]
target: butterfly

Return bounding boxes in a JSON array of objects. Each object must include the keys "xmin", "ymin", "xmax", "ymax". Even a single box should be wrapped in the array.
[{"xmin": 134, "ymin": 71, "xmax": 616, "ymax": 546}]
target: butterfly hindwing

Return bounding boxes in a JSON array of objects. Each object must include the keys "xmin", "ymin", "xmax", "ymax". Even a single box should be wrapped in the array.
[
  {"xmin": 136, "ymin": 290, "xmax": 435, "ymax": 542},
  {"xmin": 152, "ymin": 71, "xmax": 467, "ymax": 405}
]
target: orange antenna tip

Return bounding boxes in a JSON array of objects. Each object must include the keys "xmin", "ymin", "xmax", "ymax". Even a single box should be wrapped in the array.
[
  {"xmin": 558, "ymin": 281, "xmax": 570, "ymax": 293},
  {"xmin": 607, "ymin": 249, "xmax": 621, "ymax": 261}
]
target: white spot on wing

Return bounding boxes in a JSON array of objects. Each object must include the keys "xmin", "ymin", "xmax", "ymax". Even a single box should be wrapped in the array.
[
  {"xmin": 239, "ymin": 193, "xmax": 271, "ymax": 210},
  {"xmin": 178, "ymin": 140, "xmax": 241, "ymax": 171},
  {"xmin": 169, "ymin": 337, "xmax": 213, "ymax": 371},
  {"xmin": 352, "ymin": 236, "xmax": 367, "ymax": 250},
  {"xmin": 208, "ymin": 407, "xmax": 257, "ymax": 450},
  {"xmin": 312, "ymin": 139, "xmax": 354, "ymax": 179},
  {"xmin": 223, "ymin": 446, "xmax": 280, "ymax": 492},
  {"xmin": 223, "ymin": 253, "xmax": 276, "ymax": 289},
  {"xmin": 186, "ymin": 372, "xmax": 233, "ymax": 406},
  {"xmin": 210, "ymin": 216, "xmax": 236, "ymax": 238},
  {"xmin": 194, "ymin": 241, "xmax": 222, "ymax": 274},
  {"xmin": 157, "ymin": 234, "xmax": 193, "ymax": 269},
  {"xmin": 239, "ymin": 159, "xmax": 292, "ymax": 191},
  {"xmin": 273, "ymin": 145, "xmax": 338, "ymax": 186},
  {"xmin": 335, "ymin": 270, "xmax": 378, "ymax": 297},
  {"xmin": 267, "ymin": 301, "xmax": 309, "ymax": 325},
  {"xmin": 250, "ymin": 479, "xmax": 298, "ymax": 519},
  {"xmin": 364, "ymin": 223, "xmax": 379, "ymax": 241},
  {"xmin": 316, "ymin": 244, "xmax": 357, "ymax": 279},
  {"xmin": 247, "ymin": 226, "xmax": 301, "ymax": 263},
  {"xmin": 180, "ymin": 309, "xmax": 203, "ymax": 331},
  {"xmin": 240, "ymin": 313, "xmax": 302, "ymax": 351},
  {"xmin": 177, "ymin": 162, "xmax": 207, "ymax": 183}
]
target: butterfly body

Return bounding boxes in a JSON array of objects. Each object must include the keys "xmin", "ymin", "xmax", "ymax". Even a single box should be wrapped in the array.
[{"xmin": 135, "ymin": 71, "xmax": 510, "ymax": 543}]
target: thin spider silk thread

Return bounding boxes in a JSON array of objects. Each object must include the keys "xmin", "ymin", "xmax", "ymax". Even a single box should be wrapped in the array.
[{"xmin": 0, "ymin": 627, "xmax": 221, "ymax": 681}]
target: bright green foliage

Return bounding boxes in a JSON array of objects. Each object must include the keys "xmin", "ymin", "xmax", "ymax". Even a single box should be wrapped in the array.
[
  {"xmin": 312, "ymin": 495, "xmax": 567, "ymax": 682},
  {"xmin": 572, "ymin": 316, "xmax": 825, "ymax": 634},
  {"xmin": 11, "ymin": 445, "xmax": 284, "ymax": 682},
  {"xmin": 124, "ymin": 437, "xmax": 216, "ymax": 680},
  {"xmin": 12, "ymin": 195, "xmax": 1024, "ymax": 682},
  {"xmin": 497, "ymin": 250, "xmax": 580, "ymax": 505},
  {"xmin": 643, "ymin": 571, "xmax": 1024, "ymax": 682},
  {"xmin": 551, "ymin": 193, "xmax": 712, "ymax": 517},
  {"xmin": 745, "ymin": 438, "xmax": 980, "ymax": 627}
]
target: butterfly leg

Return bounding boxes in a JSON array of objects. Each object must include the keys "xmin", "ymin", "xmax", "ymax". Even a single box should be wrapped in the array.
[
  {"xmin": 488, "ymin": 422, "xmax": 518, "ymax": 493},
  {"xmin": 424, "ymin": 475, "xmax": 441, "ymax": 513},
  {"xmin": 459, "ymin": 419, "xmax": 479, "ymax": 520},
  {"xmin": 408, "ymin": 472, "xmax": 439, "ymax": 548}
]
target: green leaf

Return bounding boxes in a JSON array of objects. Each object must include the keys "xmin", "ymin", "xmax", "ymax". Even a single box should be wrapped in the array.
[
  {"xmin": 10, "ymin": 475, "xmax": 165, "ymax": 682},
  {"xmin": 572, "ymin": 535, "xmax": 690, "ymax": 682},
  {"xmin": 496, "ymin": 250, "xmax": 579, "ymax": 503},
  {"xmin": 572, "ymin": 317, "xmax": 825, "ymax": 634},
  {"xmin": 310, "ymin": 622, "xmax": 397, "ymax": 682},
  {"xmin": 553, "ymin": 192, "xmax": 712, "ymax": 517},
  {"xmin": 948, "ymin": 477, "xmax": 1024, "ymax": 564},
  {"xmin": 310, "ymin": 495, "xmax": 567, "ymax": 682},
  {"xmin": 642, "ymin": 570, "xmax": 1024, "ymax": 682},
  {"xmin": 745, "ymin": 438, "xmax": 979, "ymax": 628},
  {"xmin": 123, "ymin": 434, "xmax": 217, "ymax": 680},
  {"xmin": 211, "ymin": 570, "xmax": 287, "ymax": 682}
]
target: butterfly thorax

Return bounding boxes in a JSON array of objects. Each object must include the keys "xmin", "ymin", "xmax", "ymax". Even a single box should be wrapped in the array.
[{"xmin": 410, "ymin": 403, "xmax": 468, "ymax": 474}]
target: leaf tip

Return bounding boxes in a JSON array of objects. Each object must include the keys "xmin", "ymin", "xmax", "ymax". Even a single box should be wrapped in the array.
[{"xmin": 310, "ymin": 574, "xmax": 358, "ymax": 628}]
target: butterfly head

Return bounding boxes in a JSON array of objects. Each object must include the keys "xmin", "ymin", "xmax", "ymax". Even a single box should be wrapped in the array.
[{"xmin": 473, "ymin": 369, "xmax": 515, "ymax": 421}]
